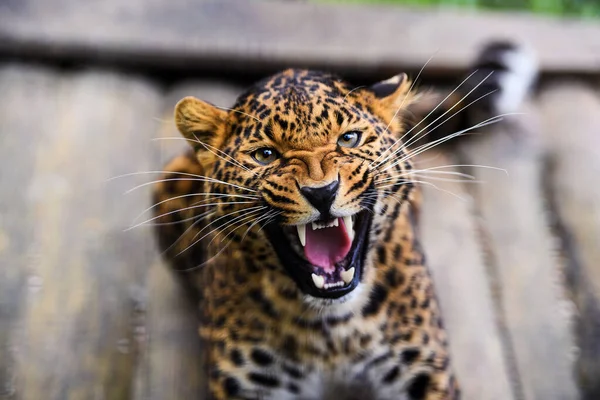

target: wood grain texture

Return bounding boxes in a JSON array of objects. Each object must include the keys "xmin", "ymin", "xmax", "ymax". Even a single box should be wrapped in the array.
[
  {"xmin": 132, "ymin": 260, "xmax": 203, "ymax": 400},
  {"xmin": 537, "ymin": 82, "xmax": 600, "ymax": 399},
  {"xmin": 0, "ymin": 0, "xmax": 599, "ymax": 77},
  {"xmin": 458, "ymin": 110, "xmax": 579, "ymax": 400},
  {"xmin": 3, "ymin": 68, "xmax": 162, "ymax": 399},
  {"xmin": 417, "ymin": 152, "xmax": 515, "ymax": 400},
  {"xmin": 0, "ymin": 66, "xmax": 62, "ymax": 399}
]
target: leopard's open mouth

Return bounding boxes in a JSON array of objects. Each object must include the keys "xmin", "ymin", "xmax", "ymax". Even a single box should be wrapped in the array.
[{"xmin": 264, "ymin": 210, "xmax": 372, "ymax": 299}]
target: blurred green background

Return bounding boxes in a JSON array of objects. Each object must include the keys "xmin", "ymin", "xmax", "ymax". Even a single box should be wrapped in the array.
[{"xmin": 322, "ymin": 0, "xmax": 600, "ymax": 17}]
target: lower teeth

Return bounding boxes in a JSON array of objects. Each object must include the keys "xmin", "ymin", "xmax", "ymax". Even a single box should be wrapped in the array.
[
  {"xmin": 311, "ymin": 267, "xmax": 356, "ymax": 290},
  {"xmin": 324, "ymin": 281, "xmax": 344, "ymax": 289}
]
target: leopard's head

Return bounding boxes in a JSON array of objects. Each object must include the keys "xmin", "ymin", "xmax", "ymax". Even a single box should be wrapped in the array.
[{"xmin": 175, "ymin": 69, "xmax": 416, "ymax": 304}]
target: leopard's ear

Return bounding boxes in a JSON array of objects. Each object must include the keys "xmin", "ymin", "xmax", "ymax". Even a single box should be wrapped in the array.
[
  {"xmin": 174, "ymin": 96, "xmax": 228, "ymax": 150},
  {"xmin": 369, "ymin": 73, "xmax": 414, "ymax": 116}
]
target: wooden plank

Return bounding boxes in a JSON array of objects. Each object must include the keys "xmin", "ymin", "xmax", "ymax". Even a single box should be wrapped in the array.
[
  {"xmin": 458, "ymin": 110, "xmax": 579, "ymax": 400},
  {"xmin": 132, "ymin": 261, "xmax": 203, "ymax": 400},
  {"xmin": 537, "ymin": 82, "xmax": 600, "ymax": 398},
  {"xmin": 0, "ymin": 66, "xmax": 61, "ymax": 399},
  {"xmin": 9, "ymin": 70, "xmax": 162, "ymax": 399},
  {"xmin": 0, "ymin": 0, "xmax": 599, "ymax": 78},
  {"xmin": 417, "ymin": 152, "xmax": 515, "ymax": 400},
  {"xmin": 132, "ymin": 81, "xmax": 241, "ymax": 400}
]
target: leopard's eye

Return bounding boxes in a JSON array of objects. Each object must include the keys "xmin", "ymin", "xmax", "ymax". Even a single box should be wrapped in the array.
[
  {"xmin": 337, "ymin": 131, "xmax": 361, "ymax": 148},
  {"xmin": 252, "ymin": 147, "xmax": 279, "ymax": 165}
]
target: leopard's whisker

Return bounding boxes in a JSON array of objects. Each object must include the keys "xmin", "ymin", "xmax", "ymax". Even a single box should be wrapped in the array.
[
  {"xmin": 159, "ymin": 211, "xmax": 216, "ymax": 256},
  {"xmin": 366, "ymin": 189, "xmax": 405, "ymax": 201},
  {"xmin": 196, "ymin": 138, "xmax": 255, "ymax": 174},
  {"xmin": 370, "ymin": 53, "xmax": 436, "ymax": 168},
  {"xmin": 132, "ymin": 192, "xmax": 259, "ymax": 225},
  {"xmin": 398, "ymin": 77, "xmax": 495, "ymax": 154},
  {"xmin": 343, "ymin": 85, "xmax": 366, "ymax": 100},
  {"xmin": 240, "ymin": 210, "xmax": 274, "ymax": 241},
  {"xmin": 375, "ymin": 69, "xmax": 483, "ymax": 169},
  {"xmin": 186, "ymin": 205, "xmax": 267, "ymax": 245},
  {"xmin": 108, "ymin": 170, "xmax": 206, "ymax": 181},
  {"xmin": 411, "ymin": 164, "xmax": 508, "ymax": 175},
  {"xmin": 377, "ymin": 169, "xmax": 476, "ymax": 180},
  {"xmin": 402, "ymin": 175, "xmax": 484, "ymax": 184},
  {"xmin": 212, "ymin": 210, "xmax": 270, "ymax": 246},
  {"xmin": 178, "ymin": 237, "xmax": 238, "ymax": 273},
  {"xmin": 390, "ymin": 116, "xmax": 504, "ymax": 176},
  {"xmin": 375, "ymin": 170, "xmax": 477, "ymax": 185},
  {"xmin": 381, "ymin": 114, "xmax": 510, "ymax": 172},
  {"xmin": 231, "ymin": 209, "xmax": 281, "ymax": 244},
  {"xmin": 370, "ymin": 67, "xmax": 478, "ymax": 170},
  {"xmin": 360, "ymin": 197, "xmax": 379, "ymax": 203},
  {"xmin": 176, "ymin": 207, "xmax": 267, "ymax": 257},
  {"xmin": 111, "ymin": 170, "xmax": 258, "ymax": 194},
  {"xmin": 263, "ymin": 214, "xmax": 281, "ymax": 228},
  {"xmin": 412, "ymin": 152, "xmax": 444, "ymax": 165},
  {"xmin": 151, "ymin": 209, "xmax": 213, "ymax": 227},
  {"xmin": 408, "ymin": 169, "xmax": 476, "ymax": 178},
  {"xmin": 214, "ymin": 105, "xmax": 261, "ymax": 123},
  {"xmin": 359, "ymin": 200, "xmax": 379, "ymax": 213},
  {"xmin": 185, "ymin": 210, "xmax": 274, "ymax": 268},
  {"xmin": 403, "ymin": 114, "xmax": 508, "ymax": 160},
  {"xmin": 377, "ymin": 180, "xmax": 467, "ymax": 202},
  {"xmin": 125, "ymin": 201, "xmax": 259, "ymax": 231},
  {"xmin": 375, "ymin": 71, "xmax": 494, "ymax": 172},
  {"xmin": 257, "ymin": 210, "xmax": 283, "ymax": 234},
  {"xmin": 378, "ymin": 189, "xmax": 407, "ymax": 202},
  {"xmin": 189, "ymin": 194, "xmax": 259, "ymax": 207},
  {"xmin": 374, "ymin": 179, "xmax": 414, "ymax": 187},
  {"xmin": 179, "ymin": 209, "xmax": 271, "ymax": 273},
  {"xmin": 153, "ymin": 137, "xmax": 255, "ymax": 175},
  {"xmin": 125, "ymin": 177, "xmax": 258, "ymax": 195},
  {"xmin": 407, "ymin": 89, "xmax": 497, "ymax": 150},
  {"xmin": 257, "ymin": 211, "xmax": 282, "ymax": 234}
]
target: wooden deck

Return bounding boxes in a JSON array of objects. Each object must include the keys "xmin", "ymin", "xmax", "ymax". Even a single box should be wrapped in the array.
[
  {"xmin": 1, "ymin": 1, "xmax": 600, "ymax": 400},
  {"xmin": 2, "ymin": 0, "xmax": 600, "ymax": 79},
  {"xmin": 2, "ymin": 64, "xmax": 600, "ymax": 400}
]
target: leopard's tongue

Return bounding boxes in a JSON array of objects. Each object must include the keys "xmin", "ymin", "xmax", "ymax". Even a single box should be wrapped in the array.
[{"xmin": 304, "ymin": 218, "xmax": 352, "ymax": 273}]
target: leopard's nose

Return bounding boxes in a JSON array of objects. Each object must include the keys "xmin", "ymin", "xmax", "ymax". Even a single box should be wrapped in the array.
[{"xmin": 300, "ymin": 180, "xmax": 339, "ymax": 218}]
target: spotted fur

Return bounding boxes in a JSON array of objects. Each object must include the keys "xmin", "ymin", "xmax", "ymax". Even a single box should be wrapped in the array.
[{"xmin": 152, "ymin": 42, "xmax": 535, "ymax": 400}]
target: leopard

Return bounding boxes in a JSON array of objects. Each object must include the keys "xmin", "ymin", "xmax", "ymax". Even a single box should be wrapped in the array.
[{"xmin": 151, "ymin": 41, "xmax": 537, "ymax": 400}]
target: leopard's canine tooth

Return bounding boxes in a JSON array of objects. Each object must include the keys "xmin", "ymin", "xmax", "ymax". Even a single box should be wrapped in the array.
[
  {"xmin": 297, "ymin": 224, "xmax": 307, "ymax": 247},
  {"xmin": 311, "ymin": 273, "xmax": 325, "ymax": 289},
  {"xmin": 343, "ymin": 215, "xmax": 354, "ymax": 241}
]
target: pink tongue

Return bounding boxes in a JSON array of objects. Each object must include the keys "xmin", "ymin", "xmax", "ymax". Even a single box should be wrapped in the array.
[{"xmin": 304, "ymin": 218, "xmax": 352, "ymax": 272}]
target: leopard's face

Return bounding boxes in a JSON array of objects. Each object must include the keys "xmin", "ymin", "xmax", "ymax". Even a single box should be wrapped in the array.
[{"xmin": 175, "ymin": 69, "xmax": 416, "ymax": 303}]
